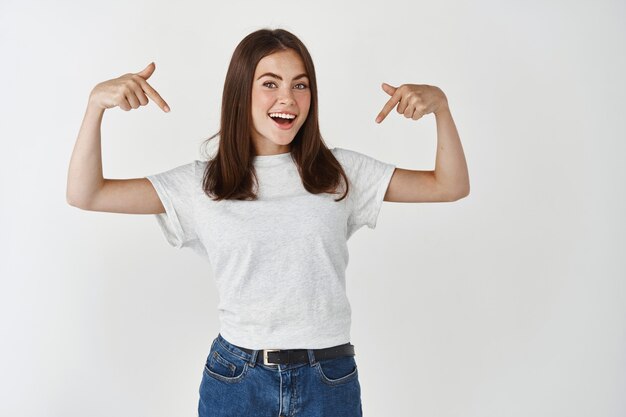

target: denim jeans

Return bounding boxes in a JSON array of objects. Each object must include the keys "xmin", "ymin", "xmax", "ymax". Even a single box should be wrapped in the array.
[{"xmin": 198, "ymin": 333, "xmax": 362, "ymax": 417}]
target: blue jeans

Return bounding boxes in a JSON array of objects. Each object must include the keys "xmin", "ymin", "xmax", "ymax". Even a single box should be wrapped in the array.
[{"xmin": 198, "ymin": 333, "xmax": 363, "ymax": 417}]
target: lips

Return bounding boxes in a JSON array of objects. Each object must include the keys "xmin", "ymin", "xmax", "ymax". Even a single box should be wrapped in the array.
[
  {"xmin": 268, "ymin": 113, "xmax": 297, "ymax": 130},
  {"xmin": 270, "ymin": 117, "xmax": 295, "ymax": 129},
  {"xmin": 269, "ymin": 110, "xmax": 297, "ymax": 117}
]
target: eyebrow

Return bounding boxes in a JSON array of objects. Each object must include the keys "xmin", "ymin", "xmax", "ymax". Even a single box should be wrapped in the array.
[{"xmin": 256, "ymin": 72, "xmax": 309, "ymax": 81}]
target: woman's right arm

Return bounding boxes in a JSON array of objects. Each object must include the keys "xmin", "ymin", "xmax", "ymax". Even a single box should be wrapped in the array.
[{"xmin": 66, "ymin": 62, "xmax": 170, "ymax": 214}]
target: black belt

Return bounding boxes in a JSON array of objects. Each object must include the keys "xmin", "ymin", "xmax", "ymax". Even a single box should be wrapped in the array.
[{"xmin": 233, "ymin": 342, "xmax": 355, "ymax": 366}]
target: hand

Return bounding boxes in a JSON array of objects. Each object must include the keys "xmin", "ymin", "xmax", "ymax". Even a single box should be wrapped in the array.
[
  {"xmin": 88, "ymin": 62, "xmax": 170, "ymax": 112},
  {"xmin": 375, "ymin": 83, "xmax": 448, "ymax": 123}
]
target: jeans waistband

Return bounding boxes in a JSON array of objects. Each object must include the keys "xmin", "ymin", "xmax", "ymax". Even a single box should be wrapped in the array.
[{"xmin": 216, "ymin": 333, "xmax": 356, "ymax": 366}]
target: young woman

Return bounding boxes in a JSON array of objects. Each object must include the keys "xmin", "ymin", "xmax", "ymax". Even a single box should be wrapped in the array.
[{"xmin": 67, "ymin": 28, "xmax": 469, "ymax": 417}]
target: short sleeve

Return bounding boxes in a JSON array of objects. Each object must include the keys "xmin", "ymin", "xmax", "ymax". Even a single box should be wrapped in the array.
[
  {"xmin": 332, "ymin": 147, "xmax": 396, "ymax": 237},
  {"xmin": 146, "ymin": 160, "xmax": 204, "ymax": 252}
]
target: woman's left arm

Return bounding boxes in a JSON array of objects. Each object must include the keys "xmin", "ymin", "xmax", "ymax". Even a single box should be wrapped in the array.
[{"xmin": 376, "ymin": 83, "xmax": 470, "ymax": 202}]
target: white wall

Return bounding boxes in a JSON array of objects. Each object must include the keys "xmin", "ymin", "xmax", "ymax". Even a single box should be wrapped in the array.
[{"xmin": 1, "ymin": 0, "xmax": 624, "ymax": 416}]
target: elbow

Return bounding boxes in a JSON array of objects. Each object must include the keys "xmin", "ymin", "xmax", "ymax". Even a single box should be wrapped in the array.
[
  {"xmin": 456, "ymin": 178, "xmax": 471, "ymax": 200},
  {"xmin": 66, "ymin": 196, "xmax": 82, "ymax": 209},
  {"xmin": 449, "ymin": 185, "xmax": 470, "ymax": 202},
  {"xmin": 66, "ymin": 194, "xmax": 88, "ymax": 210},
  {"xmin": 460, "ymin": 185, "xmax": 470, "ymax": 199},
  {"xmin": 66, "ymin": 190, "xmax": 80, "ymax": 208},
  {"xmin": 66, "ymin": 183, "xmax": 93, "ymax": 210},
  {"xmin": 66, "ymin": 193, "xmax": 78, "ymax": 207},
  {"xmin": 457, "ymin": 190, "xmax": 470, "ymax": 201},
  {"xmin": 438, "ymin": 175, "xmax": 470, "ymax": 202}
]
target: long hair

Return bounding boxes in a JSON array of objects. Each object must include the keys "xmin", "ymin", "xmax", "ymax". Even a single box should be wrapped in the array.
[{"xmin": 200, "ymin": 28, "xmax": 349, "ymax": 202}]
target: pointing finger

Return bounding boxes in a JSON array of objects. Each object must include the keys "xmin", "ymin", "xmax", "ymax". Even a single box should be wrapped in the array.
[
  {"xmin": 376, "ymin": 88, "xmax": 402, "ymax": 123},
  {"xmin": 136, "ymin": 62, "xmax": 156, "ymax": 80},
  {"xmin": 381, "ymin": 82, "xmax": 397, "ymax": 96},
  {"xmin": 135, "ymin": 76, "xmax": 170, "ymax": 112}
]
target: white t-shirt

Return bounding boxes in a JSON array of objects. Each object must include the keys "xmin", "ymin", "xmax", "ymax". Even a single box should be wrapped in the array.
[{"xmin": 146, "ymin": 147, "xmax": 396, "ymax": 349}]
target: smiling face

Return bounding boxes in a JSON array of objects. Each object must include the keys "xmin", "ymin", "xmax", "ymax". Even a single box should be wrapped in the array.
[{"xmin": 250, "ymin": 49, "xmax": 311, "ymax": 156}]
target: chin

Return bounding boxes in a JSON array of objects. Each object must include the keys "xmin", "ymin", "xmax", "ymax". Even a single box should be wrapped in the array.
[
  {"xmin": 267, "ymin": 130, "xmax": 300, "ymax": 146},
  {"xmin": 272, "ymin": 137, "xmax": 296, "ymax": 146}
]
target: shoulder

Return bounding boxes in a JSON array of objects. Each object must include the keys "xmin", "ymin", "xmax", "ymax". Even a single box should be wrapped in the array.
[
  {"xmin": 330, "ymin": 147, "xmax": 367, "ymax": 168},
  {"xmin": 331, "ymin": 147, "xmax": 391, "ymax": 171},
  {"xmin": 194, "ymin": 159, "xmax": 208, "ymax": 172},
  {"xmin": 148, "ymin": 159, "xmax": 206, "ymax": 194},
  {"xmin": 331, "ymin": 146, "xmax": 358, "ymax": 161},
  {"xmin": 193, "ymin": 160, "xmax": 209, "ymax": 186}
]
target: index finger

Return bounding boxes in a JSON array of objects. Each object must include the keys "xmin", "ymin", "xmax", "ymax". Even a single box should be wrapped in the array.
[
  {"xmin": 376, "ymin": 90, "xmax": 402, "ymax": 123},
  {"xmin": 136, "ymin": 76, "xmax": 170, "ymax": 112}
]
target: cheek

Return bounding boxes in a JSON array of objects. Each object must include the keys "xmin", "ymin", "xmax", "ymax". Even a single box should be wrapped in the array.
[
  {"xmin": 298, "ymin": 95, "xmax": 311, "ymax": 116},
  {"xmin": 252, "ymin": 91, "xmax": 271, "ymax": 111}
]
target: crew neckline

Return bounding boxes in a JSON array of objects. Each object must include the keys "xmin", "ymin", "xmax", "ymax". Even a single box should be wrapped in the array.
[{"xmin": 252, "ymin": 151, "xmax": 294, "ymax": 167}]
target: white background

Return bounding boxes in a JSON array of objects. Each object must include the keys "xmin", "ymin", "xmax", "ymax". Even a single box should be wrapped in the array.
[{"xmin": 1, "ymin": 0, "xmax": 624, "ymax": 416}]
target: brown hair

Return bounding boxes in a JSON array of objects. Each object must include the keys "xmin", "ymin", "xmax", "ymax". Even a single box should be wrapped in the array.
[{"xmin": 200, "ymin": 28, "xmax": 349, "ymax": 202}]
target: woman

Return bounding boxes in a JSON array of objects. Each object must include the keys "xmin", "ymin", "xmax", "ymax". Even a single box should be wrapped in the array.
[{"xmin": 67, "ymin": 28, "xmax": 469, "ymax": 417}]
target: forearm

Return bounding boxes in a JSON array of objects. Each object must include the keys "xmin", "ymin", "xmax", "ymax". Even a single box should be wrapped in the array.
[
  {"xmin": 66, "ymin": 94, "xmax": 106, "ymax": 208},
  {"xmin": 433, "ymin": 106, "xmax": 470, "ymax": 199}
]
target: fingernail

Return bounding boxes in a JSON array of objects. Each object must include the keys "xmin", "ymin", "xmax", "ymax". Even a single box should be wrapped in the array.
[
  {"xmin": 164, "ymin": 105, "xmax": 170, "ymax": 112},
  {"xmin": 375, "ymin": 116, "xmax": 381, "ymax": 123}
]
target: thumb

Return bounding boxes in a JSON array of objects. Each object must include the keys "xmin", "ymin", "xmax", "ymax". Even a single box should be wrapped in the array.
[
  {"xmin": 381, "ymin": 82, "xmax": 397, "ymax": 96},
  {"xmin": 136, "ymin": 61, "xmax": 156, "ymax": 79}
]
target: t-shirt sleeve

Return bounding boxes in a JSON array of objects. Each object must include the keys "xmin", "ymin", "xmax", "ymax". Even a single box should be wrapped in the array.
[
  {"xmin": 333, "ymin": 147, "xmax": 396, "ymax": 237},
  {"xmin": 145, "ymin": 160, "xmax": 202, "ymax": 250}
]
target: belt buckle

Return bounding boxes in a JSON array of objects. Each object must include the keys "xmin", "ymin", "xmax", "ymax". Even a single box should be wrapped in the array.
[{"xmin": 263, "ymin": 349, "xmax": 280, "ymax": 365}]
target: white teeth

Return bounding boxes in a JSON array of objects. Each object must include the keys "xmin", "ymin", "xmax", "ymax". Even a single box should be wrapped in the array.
[{"xmin": 269, "ymin": 112, "xmax": 296, "ymax": 119}]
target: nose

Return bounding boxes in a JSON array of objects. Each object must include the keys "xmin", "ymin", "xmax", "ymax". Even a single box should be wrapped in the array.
[{"xmin": 277, "ymin": 87, "xmax": 295, "ymax": 105}]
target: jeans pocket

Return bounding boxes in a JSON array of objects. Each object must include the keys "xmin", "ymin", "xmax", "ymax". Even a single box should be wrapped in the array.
[
  {"xmin": 203, "ymin": 340, "xmax": 249, "ymax": 383},
  {"xmin": 316, "ymin": 355, "xmax": 359, "ymax": 386}
]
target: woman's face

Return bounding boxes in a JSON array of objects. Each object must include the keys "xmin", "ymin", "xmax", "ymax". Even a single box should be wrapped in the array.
[{"xmin": 250, "ymin": 49, "xmax": 311, "ymax": 155}]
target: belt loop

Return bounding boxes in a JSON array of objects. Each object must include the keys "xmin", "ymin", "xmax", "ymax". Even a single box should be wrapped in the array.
[
  {"xmin": 307, "ymin": 348, "xmax": 317, "ymax": 366},
  {"xmin": 249, "ymin": 349, "xmax": 258, "ymax": 368}
]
